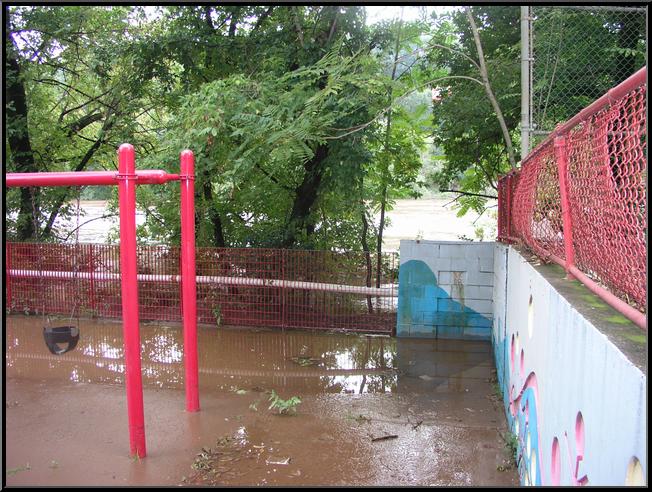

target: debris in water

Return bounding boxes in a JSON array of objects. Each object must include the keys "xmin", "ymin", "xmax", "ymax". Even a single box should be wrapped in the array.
[
  {"xmin": 419, "ymin": 374, "xmax": 435, "ymax": 381},
  {"xmin": 290, "ymin": 355, "xmax": 321, "ymax": 367},
  {"xmin": 6, "ymin": 463, "xmax": 31, "ymax": 476},
  {"xmin": 371, "ymin": 434, "xmax": 399, "ymax": 442},
  {"xmin": 266, "ymin": 456, "xmax": 291, "ymax": 465},
  {"xmin": 411, "ymin": 420, "xmax": 424, "ymax": 430}
]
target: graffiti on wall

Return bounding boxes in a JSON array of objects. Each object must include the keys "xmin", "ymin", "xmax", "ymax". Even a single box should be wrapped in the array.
[
  {"xmin": 494, "ymin": 319, "xmax": 594, "ymax": 486},
  {"xmin": 397, "ymin": 259, "xmax": 492, "ymax": 339}
]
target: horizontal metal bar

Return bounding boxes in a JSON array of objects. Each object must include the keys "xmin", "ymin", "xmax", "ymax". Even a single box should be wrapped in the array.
[
  {"xmin": 546, "ymin": 253, "xmax": 646, "ymax": 330},
  {"xmin": 5, "ymin": 170, "xmax": 180, "ymax": 188},
  {"xmin": 8, "ymin": 269, "xmax": 397, "ymax": 297}
]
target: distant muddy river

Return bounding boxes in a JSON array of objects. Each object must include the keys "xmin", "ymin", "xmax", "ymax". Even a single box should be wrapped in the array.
[{"xmin": 38, "ymin": 196, "xmax": 497, "ymax": 249}]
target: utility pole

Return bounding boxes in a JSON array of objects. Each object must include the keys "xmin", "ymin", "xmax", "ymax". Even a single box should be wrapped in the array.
[{"xmin": 520, "ymin": 6, "xmax": 531, "ymax": 161}]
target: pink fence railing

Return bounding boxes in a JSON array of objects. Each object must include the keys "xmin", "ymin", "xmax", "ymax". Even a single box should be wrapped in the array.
[
  {"xmin": 5, "ymin": 242, "xmax": 398, "ymax": 334},
  {"xmin": 498, "ymin": 67, "xmax": 646, "ymax": 329}
]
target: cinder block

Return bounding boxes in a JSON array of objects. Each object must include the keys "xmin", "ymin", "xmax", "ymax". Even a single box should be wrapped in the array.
[
  {"xmin": 434, "ymin": 312, "xmax": 492, "ymax": 328},
  {"xmin": 463, "ymin": 299, "xmax": 493, "ymax": 315},
  {"xmin": 438, "ymin": 271, "xmax": 468, "ymax": 285},
  {"xmin": 438, "ymin": 298, "xmax": 464, "ymax": 313},
  {"xmin": 423, "ymin": 242, "xmax": 440, "ymax": 258},
  {"xmin": 436, "ymin": 284, "xmax": 453, "ymax": 298},
  {"xmin": 464, "ymin": 285, "xmax": 494, "ymax": 300},
  {"xmin": 399, "ymin": 242, "xmax": 415, "ymax": 262},
  {"xmin": 479, "ymin": 257, "xmax": 494, "ymax": 273},
  {"xmin": 451, "ymin": 258, "xmax": 473, "ymax": 271},
  {"xmin": 467, "ymin": 271, "xmax": 494, "ymax": 286},
  {"xmin": 439, "ymin": 244, "xmax": 466, "ymax": 259},
  {"xmin": 430, "ymin": 258, "xmax": 452, "ymax": 276},
  {"xmin": 480, "ymin": 241, "xmax": 496, "ymax": 253},
  {"xmin": 436, "ymin": 325, "xmax": 465, "ymax": 339},
  {"xmin": 463, "ymin": 326, "xmax": 492, "ymax": 340},
  {"xmin": 462, "ymin": 243, "xmax": 490, "ymax": 259},
  {"xmin": 410, "ymin": 324, "xmax": 436, "ymax": 337}
]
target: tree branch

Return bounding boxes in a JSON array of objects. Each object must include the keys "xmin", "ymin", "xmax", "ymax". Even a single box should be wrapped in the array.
[
  {"xmin": 255, "ymin": 162, "xmax": 293, "ymax": 192},
  {"xmin": 440, "ymin": 189, "xmax": 498, "ymax": 199},
  {"xmin": 61, "ymin": 213, "xmax": 118, "ymax": 242},
  {"xmin": 465, "ymin": 7, "xmax": 517, "ymax": 169},
  {"xmin": 325, "ymin": 75, "xmax": 483, "ymax": 140},
  {"xmin": 252, "ymin": 6, "xmax": 274, "ymax": 32}
]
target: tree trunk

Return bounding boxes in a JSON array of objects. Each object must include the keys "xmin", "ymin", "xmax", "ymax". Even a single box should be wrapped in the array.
[
  {"xmin": 202, "ymin": 181, "xmax": 225, "ymax": 247},
  {"xmin": 42, "ymin": 113, "xmax": 115, "ymax": 238},
  {"xmin": 361, "ymin": 207, "xmax": 374, "ymax": 313},
  {"xmin": 376, "ymin": 10, "xmax": 403, "ymax": 287},
  {"xmin": 281, "ymin": 144, "xmax": 329, "ymax": 248},
  {"xmin": 6, "ymin": 23, "xmax": 40, "ymax": 241}
]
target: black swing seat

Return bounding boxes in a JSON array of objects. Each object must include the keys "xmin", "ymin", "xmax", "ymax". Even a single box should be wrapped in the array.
[{"xmin": 43, "ymin": 326, "xmax": 80, "ymax": 355}]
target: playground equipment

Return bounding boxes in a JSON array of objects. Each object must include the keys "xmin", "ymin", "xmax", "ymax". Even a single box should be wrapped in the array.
[{"xmin": 5, "ymin": 144, "xmax": 198, "ymax": 458}]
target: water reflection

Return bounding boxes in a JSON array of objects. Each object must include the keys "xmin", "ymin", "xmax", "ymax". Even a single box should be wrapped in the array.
[
  {"xmin": 6, "ymin": 316, "xmax": 493, "ymax": 397},
  {"xmin": 5, "ymin": 315, "xmax": 398, "ymax": 394}
]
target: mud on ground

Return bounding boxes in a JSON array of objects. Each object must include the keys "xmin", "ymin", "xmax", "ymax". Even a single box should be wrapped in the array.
[{"xmin": 5, "ymin": 316, "xmax": 518, "ymax": 486}]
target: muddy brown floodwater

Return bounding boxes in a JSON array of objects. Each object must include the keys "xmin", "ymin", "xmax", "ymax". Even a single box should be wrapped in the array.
[{"xmin": 5, "ymin": 315, "xmax": 518, "ymax": 487}]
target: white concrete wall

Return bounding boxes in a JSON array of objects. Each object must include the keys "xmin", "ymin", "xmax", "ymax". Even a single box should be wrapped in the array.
[
  {"xmin": 397, "ymin": 240, "xmax": 494, "ymax": 339},
  {"xmin": 493, "ymin": 243, "xmax": 646, "ymax": 486}
]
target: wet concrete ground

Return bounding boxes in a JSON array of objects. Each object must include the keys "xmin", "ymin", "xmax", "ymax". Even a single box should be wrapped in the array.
[{"xmin": 5, "ymin": 315, "xmax": 518, "ymax": 486}]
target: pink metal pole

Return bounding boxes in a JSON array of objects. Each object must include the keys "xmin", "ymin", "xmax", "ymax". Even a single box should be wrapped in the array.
[
  {"xmin": 118, "ymin": 143, "xmax": 147, "ymax": 457},
  {"xmin": 180, "ymin": 150, "xmax": 199, "ymax": 412},
  {"xmin": 554, "ymin": 136, "xmax": 575, "ymax": 279},
  {"xmin": 506, "ymin": 174, "xmax": 513, "ymax": 243},
  {"xmin": 6, "ymin": 244, "xmax": 12, "ymax": 310},
  {"xmin": 5, "ymin": 170, "xmax": 179, "ymax": 188},
  {"xmin": 546, "ymin": 252, "xmax": 646, "ymax": 330}
]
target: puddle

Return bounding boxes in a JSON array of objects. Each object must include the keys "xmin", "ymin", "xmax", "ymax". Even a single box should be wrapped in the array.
[
  {"xmin": 6, "ymin": 316, "xmax": 398, "ymax": 394},
  {"xmin": 5, "ymin": 315, "xmax": 518, "ymax": 487}
]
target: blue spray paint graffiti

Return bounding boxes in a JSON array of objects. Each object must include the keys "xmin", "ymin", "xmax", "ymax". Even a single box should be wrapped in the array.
[{"xmin": 397, "ymin": 260, "xmax": 492, "ymax": 339}]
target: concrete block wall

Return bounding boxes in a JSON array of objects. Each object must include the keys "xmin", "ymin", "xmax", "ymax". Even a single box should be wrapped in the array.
[
  {"xmin": 493, "ymin": 243, "xmax": 646, "ymax": 486},
  {"xmin": 396, "ymin": 240, "xmax": 494, "ymax": 340}
]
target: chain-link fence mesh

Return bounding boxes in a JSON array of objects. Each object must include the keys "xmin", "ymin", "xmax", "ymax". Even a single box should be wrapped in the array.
[
  {"xmin": 500, "ymin": 69, "xmax": 646, "ymax": 318},
  {"xmin": 529, "ymin": 5, "xmax": 646, "ymax": 148}
]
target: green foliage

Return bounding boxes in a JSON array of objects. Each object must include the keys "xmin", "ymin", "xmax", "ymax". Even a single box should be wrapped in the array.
[
  {"xmin": 267, "ymin": 390, "xmax": 301, "ymax": 415},
  {"xmin": 424, "ymin": 7, "xmax": 519, "ymax": 217},
  {"xmin": 138, "ymin": 40, "xmax": 397, "ymax": 249},
  {"xmin": 5, "ymin": 6, "xmax": 444, "ymax": 250},
  {"xmin": 5, "ymin": 6, "xmax": 167, "ymax": 241}
]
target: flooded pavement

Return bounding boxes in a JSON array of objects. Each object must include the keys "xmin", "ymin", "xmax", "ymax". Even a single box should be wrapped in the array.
[{"xmin": 5, "ymin": 315, "xmax": 518, "ymax": 486}]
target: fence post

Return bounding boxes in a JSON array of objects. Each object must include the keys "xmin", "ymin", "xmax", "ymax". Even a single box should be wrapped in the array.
[
  {"xmin": 118, "ymin": 143, "xmax": 147, "ymax": 458},
  {"xmin": 6, "ymin": 243, "xmax": 12, "ymax": 312},
  {"xmin": 180, "ymin": 149, "xmax": 199, "ymax": 413},
  {"xmin": 554, "ymin": 135, "xmax": 575, "ymax": 279},
  {"xmin": 507, "ymin": 174, "xmax": 514, "ymax": 242},
  {"xmin": 89, "ymin": 243, "xmax": 96, "ymax": 316}
]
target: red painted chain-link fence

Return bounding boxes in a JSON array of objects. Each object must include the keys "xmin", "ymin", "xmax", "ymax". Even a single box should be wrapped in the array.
[
  {"xmin": 498, "ymin": 67, "xmax": 646, "ymax": 326},
  {"xmin": 6, "ymin": 242, "xmax": 398, "ymax": 333}
]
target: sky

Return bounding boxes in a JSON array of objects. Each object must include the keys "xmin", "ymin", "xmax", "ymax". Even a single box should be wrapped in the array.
[{"xmin": 365, "ymin": 5, "xmax": 454, "ymax": 25}]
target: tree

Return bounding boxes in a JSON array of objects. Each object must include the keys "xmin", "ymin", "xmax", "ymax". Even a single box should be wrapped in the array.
[
  {"xmin": 135, "ymin": 6, "xmax": 426, "ymax": 252},
  {"xmin": 5, "ymin": 6, "xmax": 165, "ymax": 241},
  {"xmin": 5, "ymin": 5, "xmax": 432, "ymax": 254},
  {"xmin": 423, "ymin": 6, "xmax": 521, "ymax": 216}
]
